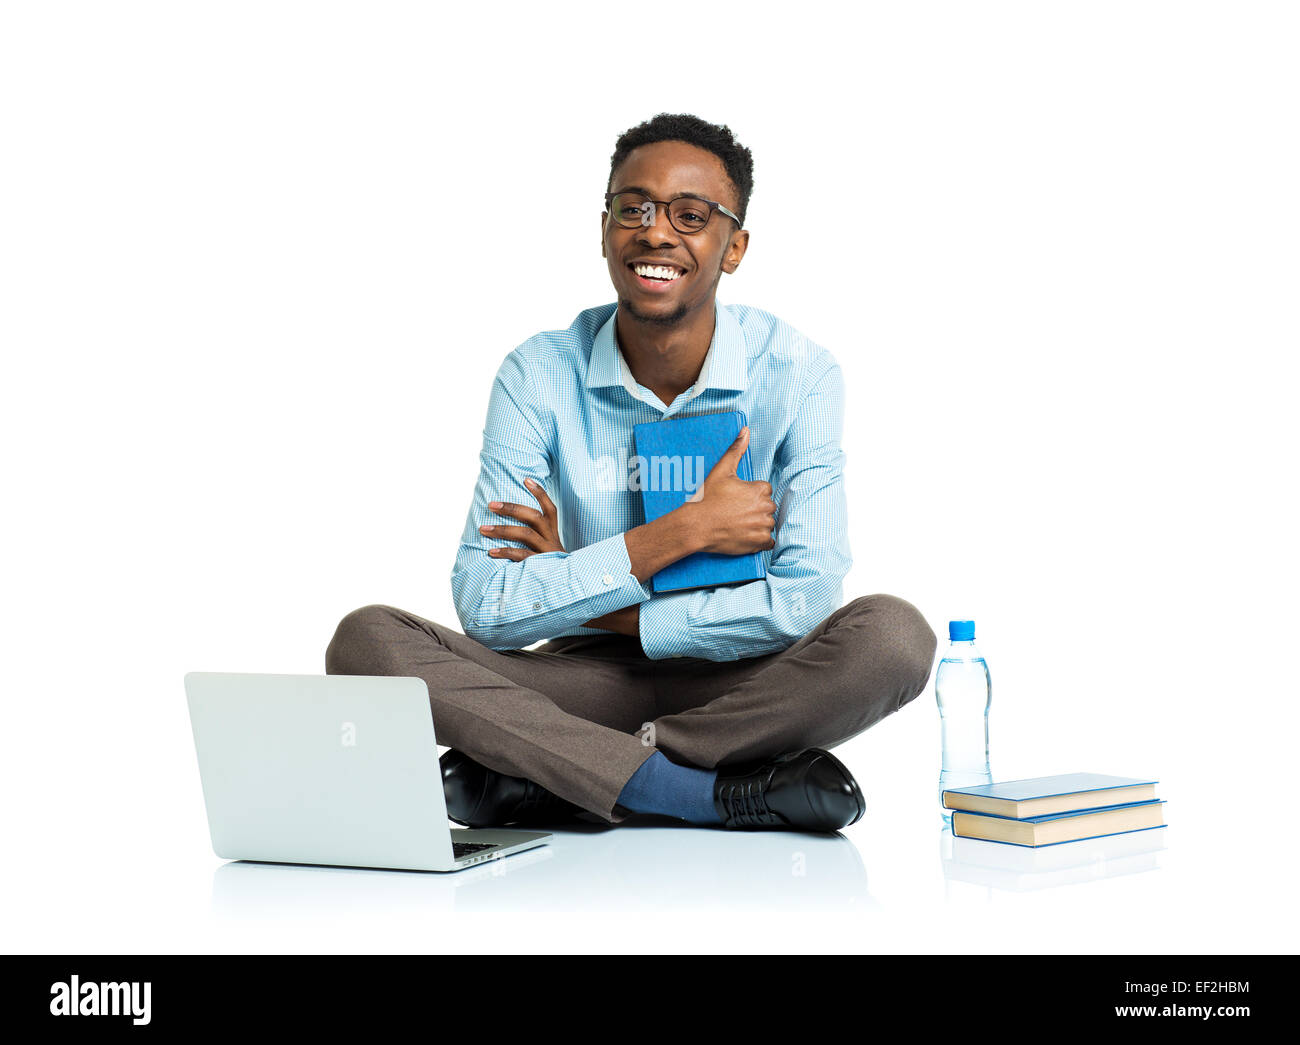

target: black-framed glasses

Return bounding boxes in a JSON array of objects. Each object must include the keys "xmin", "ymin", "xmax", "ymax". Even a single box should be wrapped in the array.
[{"xmin": 604, "ymin": 191, "xmax": 741, "ymax": 235}]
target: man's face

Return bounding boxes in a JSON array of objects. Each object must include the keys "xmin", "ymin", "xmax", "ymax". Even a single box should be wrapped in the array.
[{"xmin": 601, "ymin": 139, "xmax": 748, "ymax": 327}]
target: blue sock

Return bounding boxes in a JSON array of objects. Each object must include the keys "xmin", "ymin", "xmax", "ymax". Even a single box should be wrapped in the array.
[{"xmin": 616, "ymin": 751, "xmax": 720, "ymax": 825}]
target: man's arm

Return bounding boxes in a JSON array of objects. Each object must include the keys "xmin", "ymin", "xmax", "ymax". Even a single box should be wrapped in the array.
[
  {"xmin": 481, "ymin": 479, "xmax": 711, "ymax": 587},
  {"xmin": 512, "ymin": 425, "xmax": 777, "ymax": 640},
  {"xmin": 450, "ymin": 351, "xmax": 641, "ymax": 648},
  {"xmin": 585, "ymin": 603, "xmax": 640, "ymax": 637},
  {"xmin": 455, "ymin": 347, "xmax": 790, "ymax": 651},
  {"xmin": 637, "ymin": 358, "xmax": 852, "ymax": 661},
  {"xmin": 452, "ymin": 350, "xmax": 785, "ymax": 649}
]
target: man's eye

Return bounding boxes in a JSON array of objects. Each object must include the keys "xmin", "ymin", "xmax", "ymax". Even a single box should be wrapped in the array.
[{"xmin": 676, "ymin": 209, "xmax": 707, "ymax": 225}]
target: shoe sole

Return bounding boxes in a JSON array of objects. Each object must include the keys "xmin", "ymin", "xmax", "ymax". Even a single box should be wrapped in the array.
[{"xmin": 806, "ymin": 747, "xmax": 866, "ymax": 828}]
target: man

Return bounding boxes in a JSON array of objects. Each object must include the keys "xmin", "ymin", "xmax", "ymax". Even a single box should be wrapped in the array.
[{"xmin": 326, "ymin": 113, "xmax": 936, "ymax": 832}]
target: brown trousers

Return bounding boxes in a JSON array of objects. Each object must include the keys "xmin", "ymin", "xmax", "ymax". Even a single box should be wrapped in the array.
[{"xmin": 325, "ymin": 594, "xmax": 937, "ymax": 823}]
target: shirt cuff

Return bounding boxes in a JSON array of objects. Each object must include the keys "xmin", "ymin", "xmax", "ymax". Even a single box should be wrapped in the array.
[
  {"xmin": 566, "ymin": 532, "xmax": 653, "ymax": 614},
  {"xmin": 638, "ymin": 591, "xmax": 695, "ymax": 660}
]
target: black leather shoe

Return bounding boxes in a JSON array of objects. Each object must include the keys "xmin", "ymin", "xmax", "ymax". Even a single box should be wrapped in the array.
[
  {"xmin": 440, "ymin": 749, "xmax": 583, "ymax": 828},
  {"xmin": 713, "ymin": 748, "xmax": 865, "ymax": 831}
]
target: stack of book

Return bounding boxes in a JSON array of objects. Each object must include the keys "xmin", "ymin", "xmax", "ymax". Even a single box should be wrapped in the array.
[{"xmin": 942, "ymin": 773, "xmax": 1167, "ymax": 848}]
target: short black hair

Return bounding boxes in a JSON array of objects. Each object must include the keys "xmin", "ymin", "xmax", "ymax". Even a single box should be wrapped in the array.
[{"xmin": 608, "ymin": 113, "xmax": 754, "ymax": 227}]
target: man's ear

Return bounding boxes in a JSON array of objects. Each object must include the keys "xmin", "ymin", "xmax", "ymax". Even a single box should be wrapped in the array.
[
  {"xmin": 600, "ymin": 212, "xmax": 608, "ymax": 258},
  {"xmin": 721, "ymin": 229, "xmax": 750, "ymax": 274}
]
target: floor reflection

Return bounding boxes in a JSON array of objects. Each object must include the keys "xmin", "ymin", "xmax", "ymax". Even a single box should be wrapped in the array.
[
  {"xmin": 212, "ymin": 816, "xmax": 876, "ymax": 917},
  {"xmin": 940, "ymin": 822, "xmax": 1167, "ymax": 896}
]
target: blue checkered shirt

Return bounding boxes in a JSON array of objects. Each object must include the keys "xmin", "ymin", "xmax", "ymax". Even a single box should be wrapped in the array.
[{"xmin": 450, "ymin": 302, "xmax": 851, "ymax": 661}]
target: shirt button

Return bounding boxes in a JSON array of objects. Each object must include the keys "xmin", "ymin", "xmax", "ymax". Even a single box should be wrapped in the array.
[
  {"xmin": 602, "ymin": 573, "xmax": 614, "ymax": 585},
  {"xmin": 671, "ymin": 652, "xmax": 683, "ymax": 658},
  {"xmin": 532, "ymin": 601, "xmax": 542, "ymax": 611}
]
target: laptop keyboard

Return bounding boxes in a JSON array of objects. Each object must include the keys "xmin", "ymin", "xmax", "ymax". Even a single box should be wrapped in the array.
[{"xmin": 452, "ymin": 841, "xmax": 499, "ymax": 859}]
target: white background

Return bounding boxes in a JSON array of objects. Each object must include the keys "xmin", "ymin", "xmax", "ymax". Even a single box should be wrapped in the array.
[{"xmin": 2, "ymin": 0, "xmax": 1296, "ymax": 953}]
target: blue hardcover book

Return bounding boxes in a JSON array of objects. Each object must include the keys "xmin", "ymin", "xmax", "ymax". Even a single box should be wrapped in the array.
[
  {"xmin": 632, "ymin": 409, "xmax": 766, "ymax": 593},
  {"xmin": 941, "ymin": 773, "xmax": 1159, "ymax": 818},
  {"xmin": 952, "ymin": 800, "xmax": 1168, "ymax": 848}
]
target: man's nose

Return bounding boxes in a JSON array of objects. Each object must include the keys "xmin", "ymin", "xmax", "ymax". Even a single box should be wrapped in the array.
[{"xmin": 636, "ymin": 203, "xmax": 680, "ymax": 244}]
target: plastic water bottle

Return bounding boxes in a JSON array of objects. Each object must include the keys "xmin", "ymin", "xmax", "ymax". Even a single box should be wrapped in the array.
[{"xmin": 937, "ymin": 619, "xmax": 992, "ymax": 818}]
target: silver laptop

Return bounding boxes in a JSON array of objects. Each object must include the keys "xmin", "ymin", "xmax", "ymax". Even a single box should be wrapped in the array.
[{"xmin": 184, "ymin": 672, "xmax": 550, "ymax": 872}]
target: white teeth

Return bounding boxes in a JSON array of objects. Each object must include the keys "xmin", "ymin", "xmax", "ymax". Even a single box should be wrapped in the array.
[{"xmin": 633, "ymin": 264, "xmax": 682, "ymax": 281}]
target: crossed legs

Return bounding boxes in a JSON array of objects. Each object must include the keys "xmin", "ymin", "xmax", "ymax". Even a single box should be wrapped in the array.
[{"xmin": 325, "ymin": 595, "xmax": 937, "ymax": 822}]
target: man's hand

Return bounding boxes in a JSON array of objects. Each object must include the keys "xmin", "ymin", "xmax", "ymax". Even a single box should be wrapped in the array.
[
  {"xmin": 480, "ymin": 479, "xmax": 638, "ymax": 637},
  {"xmin": 682, "ymin": 426, "xmax": 777, "ymax": 555},
  {"xmin": 480, "ymin": 478, "xmax": 565, "ymax": 560}
]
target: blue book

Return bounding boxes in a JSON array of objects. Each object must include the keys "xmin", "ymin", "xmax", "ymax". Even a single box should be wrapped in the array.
[
  {"xmin": 941, "ymin": 773, "xmax": 1159, "ymax": 819},
  {"xmin": 952, "ymin": 800, "xmax": 1167, "ymax": 848},
  {"xmin": 632, "ymin": 409, "xmax": 766, "ymax": 593}
]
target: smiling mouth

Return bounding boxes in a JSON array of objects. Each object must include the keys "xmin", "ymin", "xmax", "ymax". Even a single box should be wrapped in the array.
[{"xmin": 629, "ymin": 262, "xmax": 684, "ymax": 283}]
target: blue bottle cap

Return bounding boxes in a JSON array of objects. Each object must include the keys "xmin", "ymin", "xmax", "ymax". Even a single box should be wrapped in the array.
[{"xmin": 949, "ymin": 620, "xmax": 975, "ymax": 641}]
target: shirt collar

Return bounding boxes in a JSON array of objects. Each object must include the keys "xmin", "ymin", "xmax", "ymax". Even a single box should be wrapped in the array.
[{"xmin": 586, "ymin": 304, "xmax": 749, "ymax": 398}]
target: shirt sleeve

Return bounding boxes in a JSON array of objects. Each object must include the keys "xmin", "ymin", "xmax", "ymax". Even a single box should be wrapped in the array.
[
  {"xmin": 450, "ymin": 350, "xmax": 652, "ymax": 650},
  {"xmin": 637, "ymin": 356, "xmax": 852, "ymax": 661}
]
